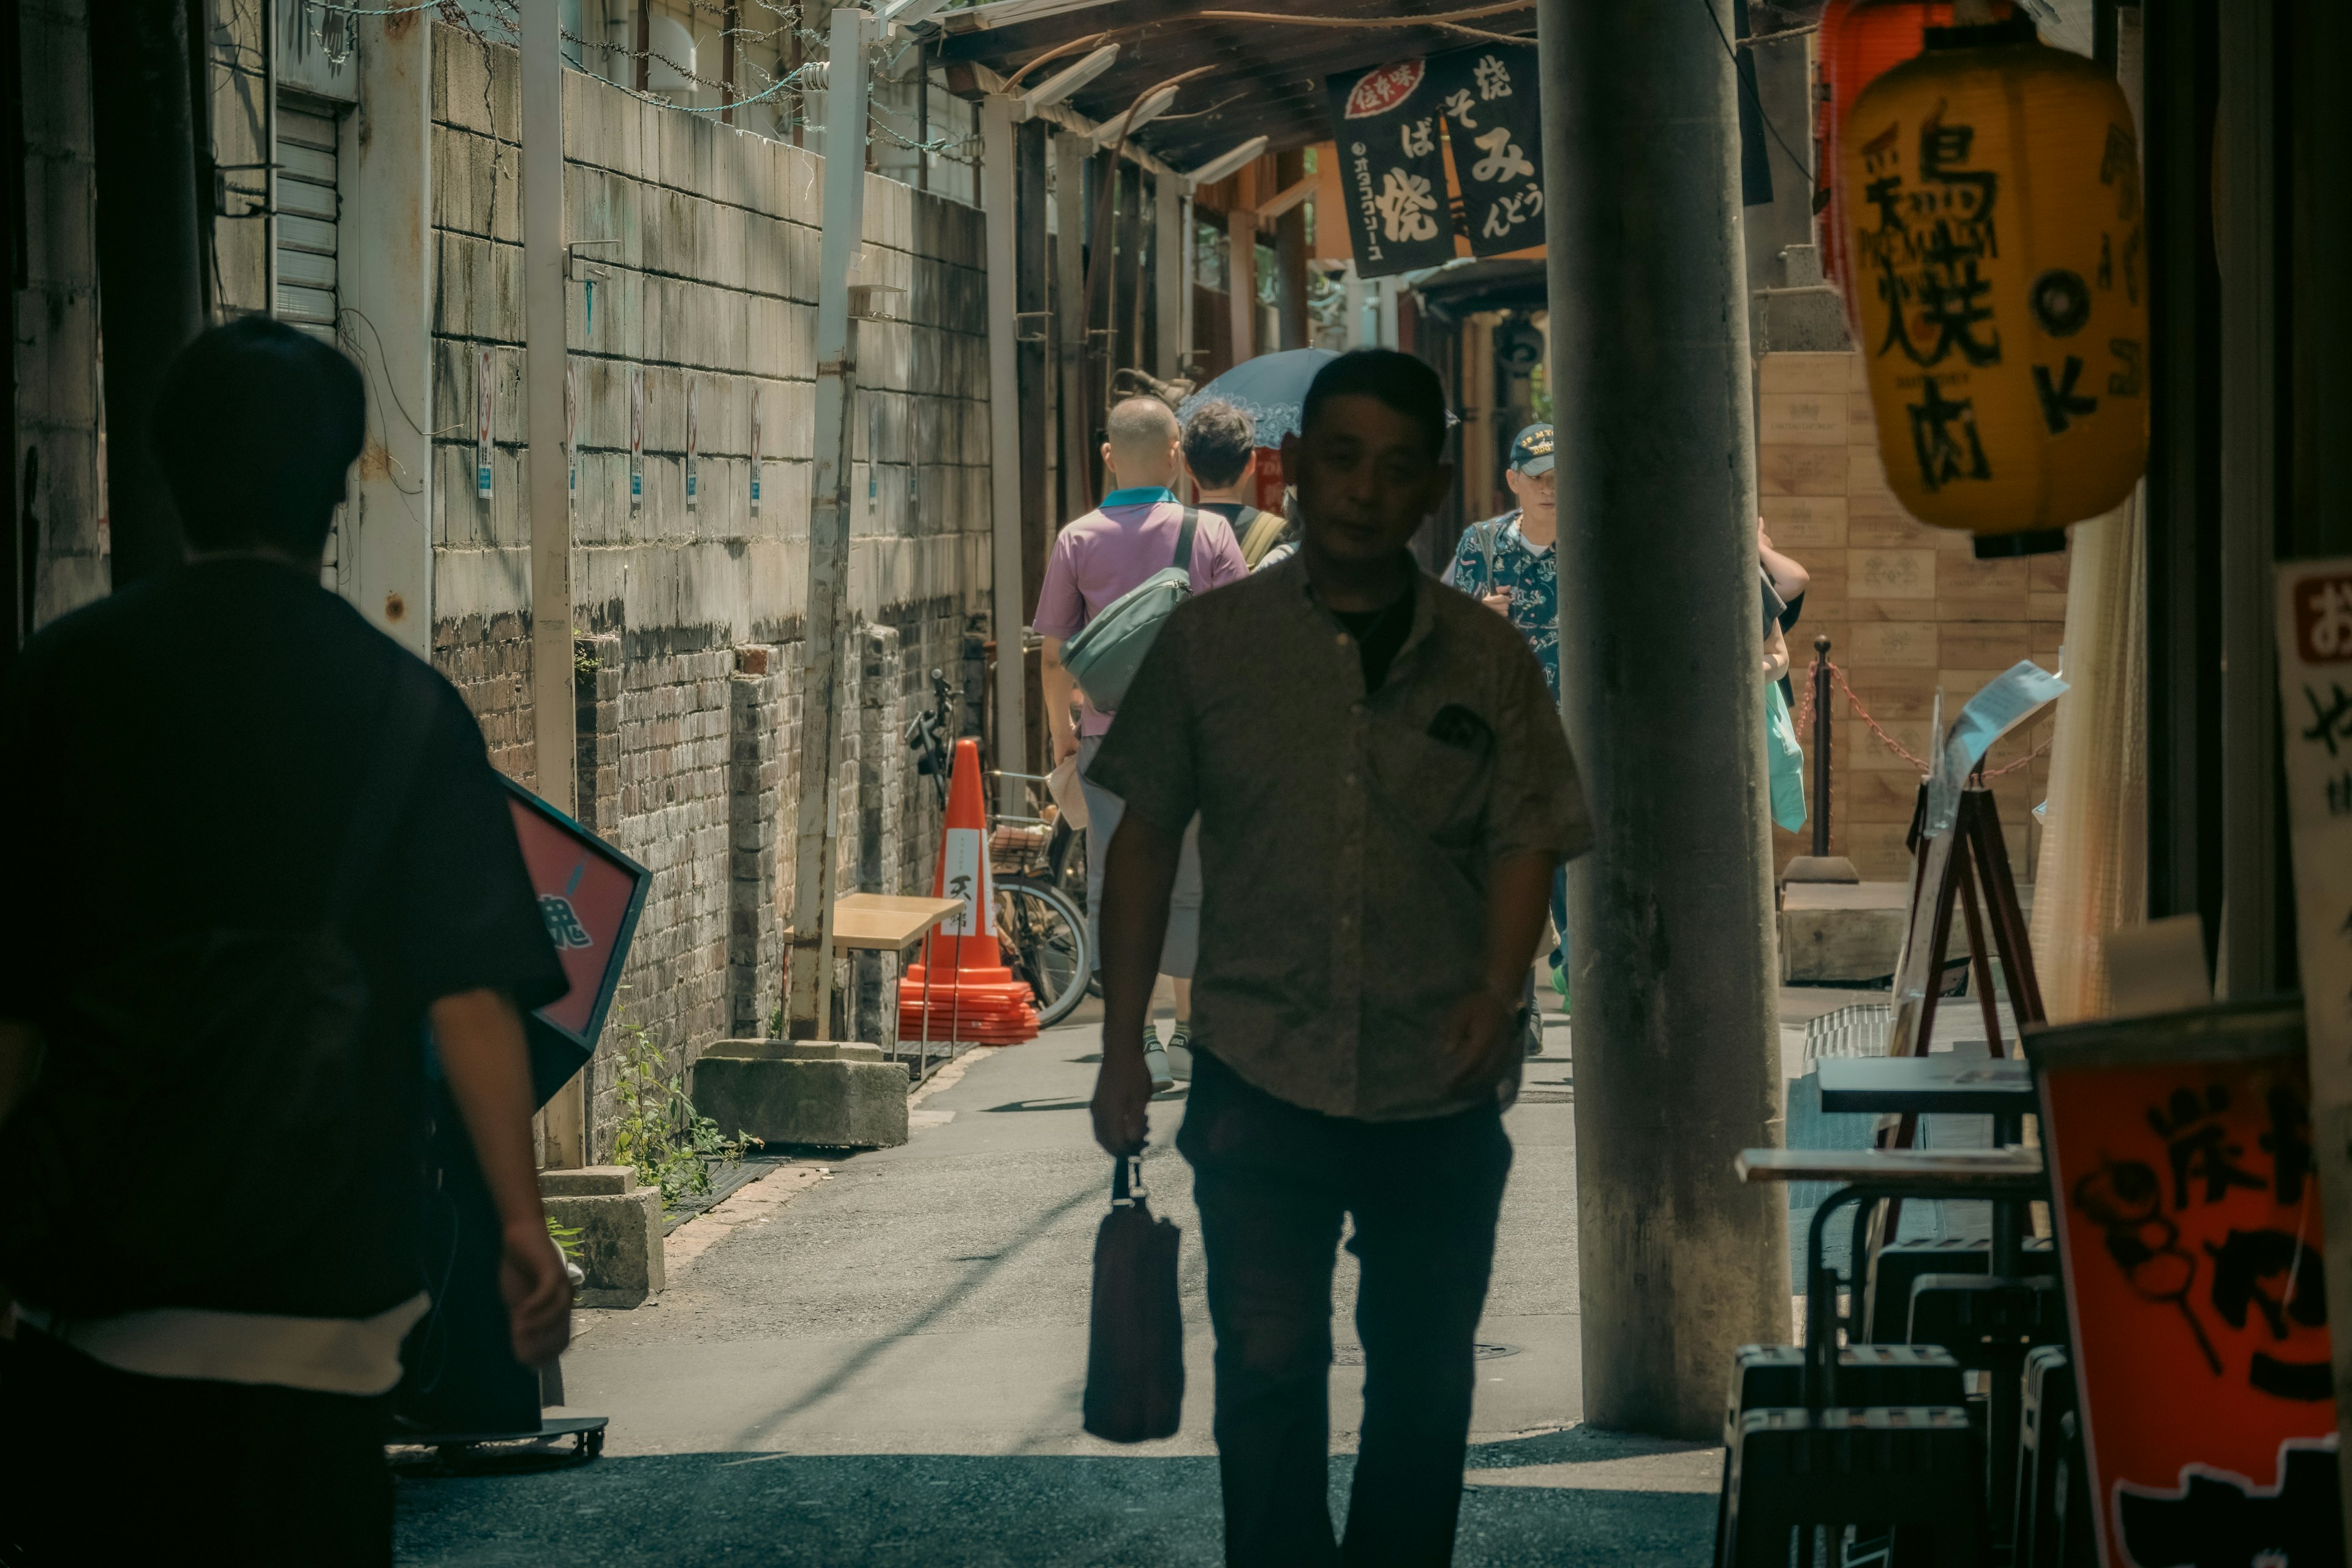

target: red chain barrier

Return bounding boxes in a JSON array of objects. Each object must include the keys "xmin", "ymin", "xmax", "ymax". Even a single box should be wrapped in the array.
[{"xmin": 1796, "ymin": 655, "xmax": 2054, "ymax": 778}]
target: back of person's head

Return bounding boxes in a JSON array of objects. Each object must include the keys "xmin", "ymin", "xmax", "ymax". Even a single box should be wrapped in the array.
[
  {"xmin": 1299, "ymin": 349, "xmax": 1449, "ymax": 462},
  {"xmin": 1104, "ymin": 395, "xmax": 1181, "ymax": 482},
  {"xmin": 151, "ymin": 315, "xmax": 366, "ymax": 559},
  {"xmin": 1180, "ymin": 401, "xmax": 1256, "ymax": 490}
]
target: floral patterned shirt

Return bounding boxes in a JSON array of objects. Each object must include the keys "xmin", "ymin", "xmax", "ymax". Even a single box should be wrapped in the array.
[{"xmin": 1442, "ymin": 511, "xmax": 1559, "ymax": 703}]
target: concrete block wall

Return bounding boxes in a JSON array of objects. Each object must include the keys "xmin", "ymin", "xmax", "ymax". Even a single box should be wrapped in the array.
[
  {"xmin": 1758, "ymin": 350, "xmax": 2065, "ymax": 884},
  {"xmin": 425, "ymin": 26, "xmax": 993, "ymax": 1158}
]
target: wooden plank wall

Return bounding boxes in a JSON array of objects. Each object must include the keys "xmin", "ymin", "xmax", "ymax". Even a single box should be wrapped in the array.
[{"xmin": 1758, "ymin": 351, "xmax": 2066, "ymax": 884}]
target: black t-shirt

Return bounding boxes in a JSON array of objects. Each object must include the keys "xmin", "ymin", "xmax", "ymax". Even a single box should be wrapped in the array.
[
  {"xmin": 1199, "ymin": 502, "xmax": 1251, "ymax": 529},
  {"xmin": 1334, "ymin": 575, "xmax": 1417, "ymax": 692},
  {"xmin": 0, "ymin": 559, "xmax": 567, "ymax": 1316}
]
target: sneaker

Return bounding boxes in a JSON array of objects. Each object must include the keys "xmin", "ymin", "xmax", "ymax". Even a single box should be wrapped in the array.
[{"xmin": 1144, "ymin": 1041, "xmax": 1176, "ymax": 1094}]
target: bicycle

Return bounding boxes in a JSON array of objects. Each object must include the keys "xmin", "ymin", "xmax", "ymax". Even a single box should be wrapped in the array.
[{"xmin": 905, "ymin": 669, "xmax": 1093, "ymax": 1028}]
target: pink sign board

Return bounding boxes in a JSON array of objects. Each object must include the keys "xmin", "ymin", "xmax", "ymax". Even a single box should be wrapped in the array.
[{"xmin": 500, "ymin": 779, "xmax": 650, "ymax": 1096}]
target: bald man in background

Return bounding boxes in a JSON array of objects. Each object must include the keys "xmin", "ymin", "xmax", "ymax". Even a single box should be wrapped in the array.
[{"xmin": 1036, "ymin": 397, "xmax": 1250, "ymax": 1090}]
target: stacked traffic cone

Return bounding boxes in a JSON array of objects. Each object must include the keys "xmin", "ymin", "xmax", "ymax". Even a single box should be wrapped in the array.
[{"xmin": 897, "ymin": 738, "xmax": 1040, "ymax": 1046}]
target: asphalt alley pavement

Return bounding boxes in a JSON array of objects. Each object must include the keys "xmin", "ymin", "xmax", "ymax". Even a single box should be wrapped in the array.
[{"xmin": 393, "ymin": 1013, "xmax": 1720, "ymax": 1566}]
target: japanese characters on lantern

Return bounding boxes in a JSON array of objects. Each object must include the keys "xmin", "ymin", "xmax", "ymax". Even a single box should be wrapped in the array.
[{"xmin": 1841, "ymin": 20, "xmax": 2148, "ymax": 536}]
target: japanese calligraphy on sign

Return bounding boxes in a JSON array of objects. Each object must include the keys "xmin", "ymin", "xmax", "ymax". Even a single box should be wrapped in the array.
[
  {"xmin": 1427, "ymin": 45, "xmax": 1546, "ymax": 258},
  {"xmin": 2276, "ymin": 557, "xmax": 2352, "ymax": 1539},
  {"xmin": 2280, "ymin": 562, "xmax": 2352, "ymax": 1104},
  {"xmin": 2037, "ymin": 1027, "xmax": 2339, "ymax": 1561},
  {"xmin": 1324, "ymin": 61, "xmax": 1458, "ymax": 278}
]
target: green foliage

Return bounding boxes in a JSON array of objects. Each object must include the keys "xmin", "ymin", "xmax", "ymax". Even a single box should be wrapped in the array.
[
  {"xmin": 608, "ymin": 990, "xmax": 763, "ymax": 1208},
  {"xmin": 1529, "ymin": 363, "xmax": 1555, "ymax": 427},
  {"xmin": 546, "ymin": 1216, "xmax": 585, "ymax": 1261}
]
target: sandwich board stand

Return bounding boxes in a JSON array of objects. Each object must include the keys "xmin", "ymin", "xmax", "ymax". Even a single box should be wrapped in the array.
[{"xmin": 389, "ymin": 779, "xmax": 650, "ymax": 1465}]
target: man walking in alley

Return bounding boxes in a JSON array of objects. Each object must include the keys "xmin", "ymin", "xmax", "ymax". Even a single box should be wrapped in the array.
[
  {"xmin": 1444, "ymin": 423, "xmax": 1571, "ymax": 1022},
  {"xmin": 1087, "ymin": 351, "xmax": 1592, "ymax": 1566},
  {"xmin": 1036, "ymin": 395, "xmax": 1250, "ymax": 1091},
  {"xmin": 1183, "ymin": 401, "xmax": 1283, "ymax": 567},
  {"xmin": 0, "ymin": 317, "xmax": 573, "ymax": 1565}
]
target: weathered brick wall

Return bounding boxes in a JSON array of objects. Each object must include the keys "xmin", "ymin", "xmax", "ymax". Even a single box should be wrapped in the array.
[{"xmin": 425, "ymin": 28, "xmax": 994, "ymax": 1157}]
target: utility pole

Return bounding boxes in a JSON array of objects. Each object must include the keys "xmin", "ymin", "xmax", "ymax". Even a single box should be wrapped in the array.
[
  {"xmin": 89, "ymin": 0, "xmax": 204, "ymax": 586},
  {"xmin": 783, "ymin": 4, "xmax": 875, "ymax": 1041},
  {"xmin": 1541, "ymin": 0, "xmax": 1787, "ymax": 1439},
  {"xmin": 522, "ymin": 0, "xmax": 583, "ymax": 1163},
  {"xmin": 982, "ymin": 94, "xmax": 1026, "ymax": 820}
]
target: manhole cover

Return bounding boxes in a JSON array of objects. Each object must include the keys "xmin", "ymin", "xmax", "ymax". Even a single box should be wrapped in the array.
[{"xmin": 1332, "ymin": 1342, "xmax": 1517, "ymax": 1366}]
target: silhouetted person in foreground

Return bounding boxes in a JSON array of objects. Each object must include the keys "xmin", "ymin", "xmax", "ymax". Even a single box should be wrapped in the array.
[
  {"xmin": 1089, "ymin": 350, "xmax": 1593, "ymax": 1566},
  {"xmin": 0, "ymin": 317, "xmax": 571, "ymax": 1565}
]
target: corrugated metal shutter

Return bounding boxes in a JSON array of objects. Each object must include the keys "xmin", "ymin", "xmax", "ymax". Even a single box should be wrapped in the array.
[{"xmin": 276, "ymin": 97, "xmax": 341, "ymax": 342}]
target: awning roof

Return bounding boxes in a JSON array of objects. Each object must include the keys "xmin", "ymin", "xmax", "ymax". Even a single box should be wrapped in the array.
[{"xmin": 926, "ymin": 0, "xmax": 1538, "ymax": 173}]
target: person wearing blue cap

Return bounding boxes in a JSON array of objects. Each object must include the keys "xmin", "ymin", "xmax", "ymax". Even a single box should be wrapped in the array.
[{"xmin": 1443, "ymin": 424, "xmax": 1570, "ymax": 1022}]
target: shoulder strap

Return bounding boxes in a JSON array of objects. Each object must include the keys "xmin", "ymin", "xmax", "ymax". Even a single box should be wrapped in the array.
[
  {"xmin": 1172, "ymin": 508, "xmax": 1199, "ymax": 575},
  {"xmin": 325, "ymin": 658, "xmax": 445, "ymax": 927},
  {"xmin": 1237, "ymin": 506, "xmax": 1285, "ymax": 565},
  {"xmin": 1474, "ymin": 516, "xmax": 1506, "ymax": 589}
]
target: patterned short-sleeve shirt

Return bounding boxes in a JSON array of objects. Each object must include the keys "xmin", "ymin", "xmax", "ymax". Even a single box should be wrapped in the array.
[
  {"xmin": 1442, "ymin": 511, "xmax": 1558, "ymax": 703},
  {"xmin": 1084, "ymin": 557, "xmax": 1593, "ymax": 1122}
]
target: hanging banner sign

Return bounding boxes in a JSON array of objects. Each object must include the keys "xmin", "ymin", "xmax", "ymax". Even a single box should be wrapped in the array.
[
  {"xmin": 1425, "ymin": 44, "xmax": 1545, "ymax": 257},
  {"xmin": 1324, "ymin": 61, "xmax": 1460, "ymax": 279},
  {"xmin": 2029, "ymin": 1004, "xmax": 2340, "ymax": 1564}
]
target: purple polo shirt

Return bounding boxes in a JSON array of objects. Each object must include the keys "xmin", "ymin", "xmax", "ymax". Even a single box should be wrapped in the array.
[{"xmin": 1033, "ymin": 489, "xmax": 1250, "ymax": 734}]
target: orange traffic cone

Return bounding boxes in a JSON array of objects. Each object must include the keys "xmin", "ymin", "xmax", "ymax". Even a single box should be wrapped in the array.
[{"xmin": 897, "ymin": 738, "xmax": 1041, "ymax": 1046}]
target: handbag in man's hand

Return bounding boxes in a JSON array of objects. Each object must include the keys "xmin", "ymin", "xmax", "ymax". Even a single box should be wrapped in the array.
[{"xmin": 1082, "ymin": 1153, "xmax": 1185, "ymax": 1442}]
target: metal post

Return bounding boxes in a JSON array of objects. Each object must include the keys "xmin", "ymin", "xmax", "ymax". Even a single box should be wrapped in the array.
[
  {"xmin": 1542, "ymin": 0, "xmax": 1788, "ymax": 1439},
  {"xmin": 784, "ymin": 4, "xmax": 873, "ymax": 1041},
  {"xmin": 1811, "ymin": 635, "xmax": 1832, "ymax": 861},
  {"xmin": 982, "ymin": 94, "xmax": 1027, "ymax": 821},
  {"xmin": 1376, "ymin": 274, "xmax": 1398, "ymax": 347},
  {"xmin": 524, "ymin": 0, "xmax": 584, "ymax": 1164},
  {"xmin": 524, "ymin": 0, "xmax": 573, "ymax": 821},
  {"xmin": 1341, "ymin": 260, "xmax": 1365, "ymax": 350}
]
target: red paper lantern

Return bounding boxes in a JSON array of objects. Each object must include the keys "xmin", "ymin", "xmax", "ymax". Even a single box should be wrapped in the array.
[{"xmin": 1817, "ymin": 0, "xmax": 2015, "ymax": 331}]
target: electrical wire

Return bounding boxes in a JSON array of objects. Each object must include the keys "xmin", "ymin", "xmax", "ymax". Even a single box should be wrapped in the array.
[{"xmin": 1697, "ymin": 0, "xmax": 1814, "ymax": 189}]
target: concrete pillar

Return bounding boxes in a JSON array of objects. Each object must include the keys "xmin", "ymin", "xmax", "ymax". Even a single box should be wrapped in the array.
[{"xmin": 1540, "ymin": 0, "xmax": 1787, "ymax": 1440}]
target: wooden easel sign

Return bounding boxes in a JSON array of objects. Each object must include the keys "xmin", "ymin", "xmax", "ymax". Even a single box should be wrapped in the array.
[{"xmin": 2027, "ymin": 1003, "xmax": 2339, "ymax": 1565}]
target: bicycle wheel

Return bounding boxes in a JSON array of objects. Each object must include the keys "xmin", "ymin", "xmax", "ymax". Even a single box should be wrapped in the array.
[{"xmin": 995, "ymin": 875, "xmax": 1092, "ymax": 1028}]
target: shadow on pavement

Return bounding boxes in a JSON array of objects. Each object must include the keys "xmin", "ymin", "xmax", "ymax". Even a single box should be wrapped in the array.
[{"xmin": 395, "ymin": 1432, "xmax": 1716, "ymax": 1566}]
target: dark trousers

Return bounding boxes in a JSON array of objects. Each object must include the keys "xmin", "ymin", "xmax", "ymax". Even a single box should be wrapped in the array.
[
  {"xmin": 0, "ymin": 1326, "xmax": 394, "ymax": 1566},
  {"xmin": 1177, "ymin": 1050, "xmax": 1513, "ymax": 1568}
]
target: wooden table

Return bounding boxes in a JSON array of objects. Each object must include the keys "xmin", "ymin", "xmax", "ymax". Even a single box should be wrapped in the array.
[
  {"xmin": 823, "ymin": 894, "xmax": 966, "ymax": 1068},
  {"xmin": 830, "ymin": 892, "xmax": 965, "ymax": 952}
]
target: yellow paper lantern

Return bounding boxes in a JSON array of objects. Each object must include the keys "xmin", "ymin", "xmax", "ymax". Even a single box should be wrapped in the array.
[{"xmin": 1841, "ymin": 16, "xmax": 2147, "ymax": 537}]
